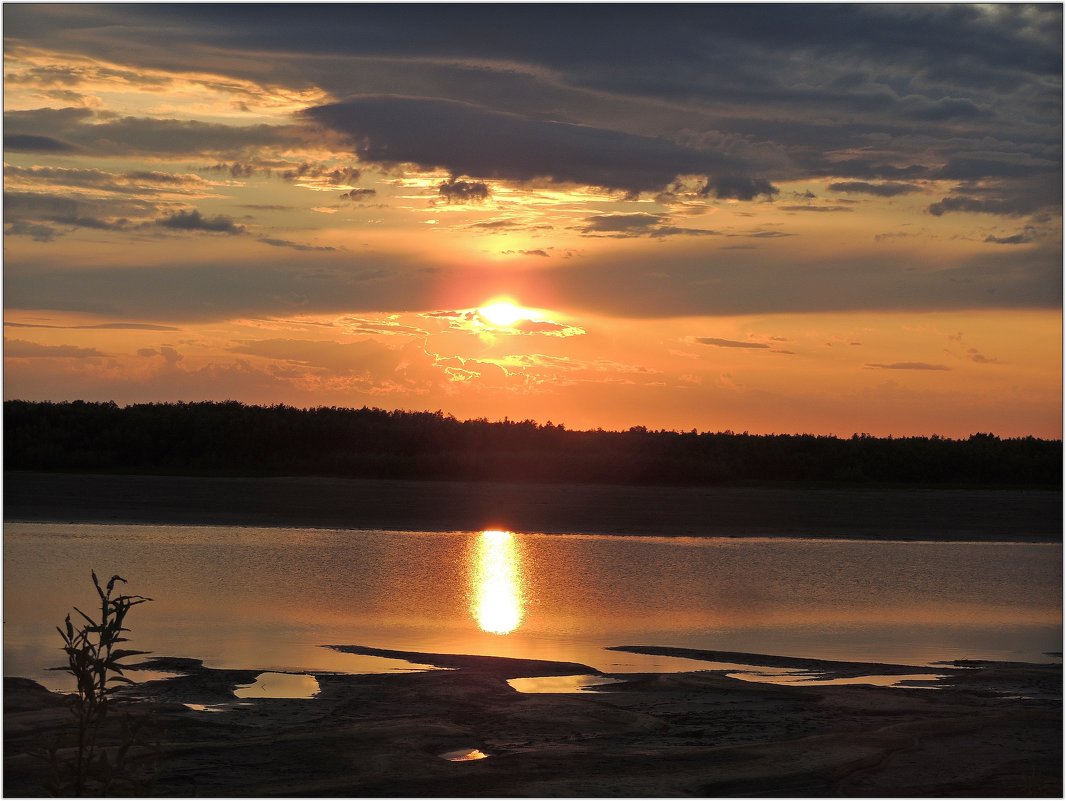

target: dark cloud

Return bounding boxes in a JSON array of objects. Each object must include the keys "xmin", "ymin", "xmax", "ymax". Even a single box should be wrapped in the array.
[
  {"xmin": 695, "ymin": 337, "xmax": 770, "ymax": 349},
  {"xmin": 701, "ymin": 175, "xmax": 778, "ymax": 201},
  {"xmin": 204, "ymin": 162, "xmax": 257, "ymax": 178},
  {"xmin": 874, "ymin": 231, "xmax": 913, "ymax": 242},
  {"xmin": 3, "ymin": 133, "xmax": 80, "ymax": 152},
  {"xmin": 865, "ymin": 362, "xmax": 951, "ymax": 371},
  {"xmin": 904, "ymin": 96, "xmax": 991, "ymax": 121},
  {"xmin": 157, "ymin": 209, "xmax": 245, "ymax": 234},
  {"xmin": 4, "ymin": 106, "xmax": 296, "ymax": 158},
  {"xmin": 543, "ymin": 243, "xmax": 1062, "ymax": 317},
  {"xmin": 5, "ymin": 7, "xmax": 1061, "ymax": 214},
  {"xmin": 304, "ymin": 96, "xmax": 760, "ymax": 194},
  {"xmin": 339, "ymin": 188, "xmax": 377, "ymax": 201},
  {"xmin": 967, "ymin": 348, "xmax": 1000, "ymax": 365},
  {"xmin": 581, "ymin": 213, "xmax": 663, "ymax": 233},
  {"xmin": 438, "ymin": 177, "xmax": 490, "ymax": 203},
  {"xmin": 4, "ymin": 106, "xmax": 93, "ymax": 130},
  {"xmin": 3, "ymin": 256, "xmax": 442, "ymax": 321},
  {"xmin": 125, "ymin": 170, "xmax": 207, "ymax": 186},
  {"xmin": 258, "ymin": 237, "xmax": 336, "ymax": 252},
  {"xmin": 828, "ymin": 181, "xmax": 922, "ymax": 197},
  {"xmin": 779, "ymin": 205, "xmax": 854, "ymax": 213},
  {"xmin": 4, "ymin": 339, "xmax": 107, "ymax": 359},
  {"xmin": 5, "ymin": 237, "xmax": 1061, "ymax": 322},
  {"xmin": 6, "ymin": 165, "xmax": 210, "ymax": 193},
  {"xmin": 280, "ymin": 163, "xmax": 361, "ymax": 184},
  {"xmin": 468, "ymin": 219, "xmax": 522, "ymax": 230},
  {"xmin": 649, "ymin": 226, "xmax": 720, "ymax": 239},
  {"xmin": 928, "ymin": 195, "xmax": 1030, "ymax": 217},
  {"xmin": 14, "ymin": 5, "xmax": 1061, "ymax": 84},
  {"xmin": 924, "ymin": 159, "xmax": 1062, "ymax": 218},
  {"xmin": 815, "ymin": 160, "xmax": 931, "ymax": 181},
  {"xmin": 743, "ymin": 230, "xmax": 797, "ymax": 239},
  {"xmin": 137, "ymin": 346, "xmax": 183, "ymax": 366},
  {"xmin": 933, "ymin": 157, "xmax": 1057, "ymax": 181},
  {"xmin": 579, "ymin": 213, "xmax": 718, "ymax": 239},
  {"xmin": 985, "ymin": 228, "xmax": 1036, "ymax": 245},
  {"xmin": 5, "ymin": 321, "xmax": 180, "ymax": 331},
  {"xmin": 5, "ymin": 7, "xmax": 1061, "ymax": 203},
  {"xmin": 3, "ymin": 190, "xmax": 154, "ymax": 237},
  {"xmin": 5, "ymin": 221, "xmax": 59, "ymax": 242}
]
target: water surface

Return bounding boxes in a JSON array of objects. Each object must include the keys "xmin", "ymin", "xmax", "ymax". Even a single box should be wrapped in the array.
[{"xmin": 4, "ymin": 523, "xmax": 1060, "ymax": 692}]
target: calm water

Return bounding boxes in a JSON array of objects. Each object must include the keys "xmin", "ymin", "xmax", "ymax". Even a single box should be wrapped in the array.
[{"xmin": 4, "ymin": 523, "xmax": 1061, "ymax": 691}]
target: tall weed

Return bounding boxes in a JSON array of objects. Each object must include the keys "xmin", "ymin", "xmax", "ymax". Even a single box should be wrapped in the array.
[{"xmin": 46, "ymin": 571, "xmax": 153, "ymax": 796}]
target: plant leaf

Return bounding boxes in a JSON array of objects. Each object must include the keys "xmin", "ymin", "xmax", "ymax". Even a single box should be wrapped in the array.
[{"xmin": 109, "ymin": 649, "xmax": 152, "ymax": 661}]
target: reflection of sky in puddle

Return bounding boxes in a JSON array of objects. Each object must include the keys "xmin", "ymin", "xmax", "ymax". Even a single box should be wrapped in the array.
[
  {"xmin": 439, "ymin": 748, "xmax": 489, "ymax": 762},
  {"xmin": 233, "ymin": 672, "xmax": 320, "ymax": 699},
  {"xmin": 727, "ymin": 670, "xmax": 948, "ymax": 688},
  {"xmin": 184, "ymin": 701, "xmax": 255, "ymax": 713},
  {"xmin": 35, "ymin": 668, "xmax": 186, "ymax": 696},
  {"xmin": 185, "ymin": 702, "xmax": 230, "ymax": 713},
  {"xmin": 508, "ymin": 674, "xmax": 623, "ymax": 693}
]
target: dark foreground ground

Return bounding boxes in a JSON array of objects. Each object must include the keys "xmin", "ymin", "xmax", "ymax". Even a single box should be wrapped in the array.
[
  {"xmin": 5, "ymin": 471, "xmax": 1062, "ymax": 540},
  {"xmin": 4, "ymin": 646, "xmax": 1061, "ymax": 796}
]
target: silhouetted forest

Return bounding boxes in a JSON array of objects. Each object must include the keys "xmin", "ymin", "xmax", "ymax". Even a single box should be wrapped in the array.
[{"xmin": 4, "ymin": 400, "xmax": 1061, "ymax": 487}]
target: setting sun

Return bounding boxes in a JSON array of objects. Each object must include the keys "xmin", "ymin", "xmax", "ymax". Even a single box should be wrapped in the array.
[{"xmin": 478, "ymin": 299, "xmax": 527, "ymax": 328}]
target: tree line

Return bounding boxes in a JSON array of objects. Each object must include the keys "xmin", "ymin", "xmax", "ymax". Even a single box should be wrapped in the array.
[{"xmin": 4, "ymin": 400, "xmax": 1061, "ymax": 487}]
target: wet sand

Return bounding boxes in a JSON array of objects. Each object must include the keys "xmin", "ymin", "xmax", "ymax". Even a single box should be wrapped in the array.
[
  {"xmin": 5, "ymin": 471, "xmax": 1061, "ymax": 540},
  {"xmin": 4, "ymin": 647, "xmax": 1061, "ymax": 796}
]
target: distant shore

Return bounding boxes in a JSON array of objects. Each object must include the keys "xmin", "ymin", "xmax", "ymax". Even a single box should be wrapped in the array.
[{"xmin": 5, "ymin": 471, "xmax": 1061, "ymax": 541}]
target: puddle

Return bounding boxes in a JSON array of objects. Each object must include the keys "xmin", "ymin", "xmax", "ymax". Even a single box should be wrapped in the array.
[
  {"xmin": 41, "ymin": 669, "xmax": 185, "ymax": 695},
  {"xmin": 184, "ymin": 701, "xmax": 254, "ymax": 713},
  {"xmin": 508, "ymin": 674, "xmax": 624, "ymax": 693},
  {"xmin": 439, "ymin": 748, "xmax": 489, "ymax": 762},
  {"xmin": 727, "ymin": 671, "xmax": 947, "ymax": 688},
  {"xmin": 124, "ymin": 669, "xmax": 187, "ymax": 683},
  {"xmin": 233, "ymin": 672, "xmax": 320, "ymax": 699},
  {"xmin": 184, "ymin": 703, "xmax": 228, "ymax": 713}
]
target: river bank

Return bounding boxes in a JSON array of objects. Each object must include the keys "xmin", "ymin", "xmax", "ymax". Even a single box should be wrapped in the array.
[{"xmin": 4, "ymin": 646, "xmax": 1061, "ymax": 796}]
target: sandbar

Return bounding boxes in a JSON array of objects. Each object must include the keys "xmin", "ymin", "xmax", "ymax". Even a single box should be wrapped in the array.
[{"xmin": 4, "ymin": 645, "xmax": 1061, "ymax": 796}]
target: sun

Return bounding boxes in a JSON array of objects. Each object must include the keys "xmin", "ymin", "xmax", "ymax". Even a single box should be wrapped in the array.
[{"xmin": 478, "ymin": 299, "xmax": 526, "ymax": 327}]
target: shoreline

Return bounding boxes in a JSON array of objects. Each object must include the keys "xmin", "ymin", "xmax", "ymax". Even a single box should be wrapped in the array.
[
  {"xmin": 5, "ymin": 471, "xmax": 1062, "ymax": 541},
  {"xmin": 5, "ymin": 646, "xmax": 1062, "ymax": 796}
]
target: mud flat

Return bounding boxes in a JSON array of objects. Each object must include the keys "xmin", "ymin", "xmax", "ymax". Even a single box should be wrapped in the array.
[
  {"xmin": 5, "ymin": 471, "xmax": 1061, "ymax": 540},
  {"xmin": 4, "ymin": 647, "xmax": 1061, "ymax": 796}
]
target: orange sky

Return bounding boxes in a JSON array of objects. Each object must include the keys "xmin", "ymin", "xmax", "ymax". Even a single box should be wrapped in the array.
[{"xmin": 3, "ymin": 6, "xmax": 1062, "ymax": 437}]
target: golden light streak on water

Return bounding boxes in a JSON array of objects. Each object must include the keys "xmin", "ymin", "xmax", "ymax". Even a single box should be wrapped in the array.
[{"xmin": 472, "ymin": 530, "xmax": 524, "ymax": 634}]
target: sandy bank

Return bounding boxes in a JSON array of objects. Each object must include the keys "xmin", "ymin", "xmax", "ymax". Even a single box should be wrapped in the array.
[
  {"xmin": 4, "ymin": 647, "xmax": 1061, "ymax": 796},
  {"xmin": 5, "ymin": 471, "xmax": 1062, "ymax": 540}
]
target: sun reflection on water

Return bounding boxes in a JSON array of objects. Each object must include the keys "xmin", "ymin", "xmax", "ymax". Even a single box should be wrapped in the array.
[{"xmin": 472, "ymin": 530, "xmax": 524, "ymax": 634}]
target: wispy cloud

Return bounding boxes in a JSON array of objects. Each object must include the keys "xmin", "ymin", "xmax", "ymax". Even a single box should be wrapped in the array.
[
  {"xmin": 865, "ymin": 362, "xmax": 951, "ymax": 371},
  {"xmin": 694, "ymin": 337, "xmax": 770, "ymax": 349}
]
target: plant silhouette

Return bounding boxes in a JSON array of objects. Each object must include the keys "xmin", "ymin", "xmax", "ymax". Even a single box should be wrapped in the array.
[{"xmin": 47, "ymin": 571, "xmax": 153, "ymax": 796}]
